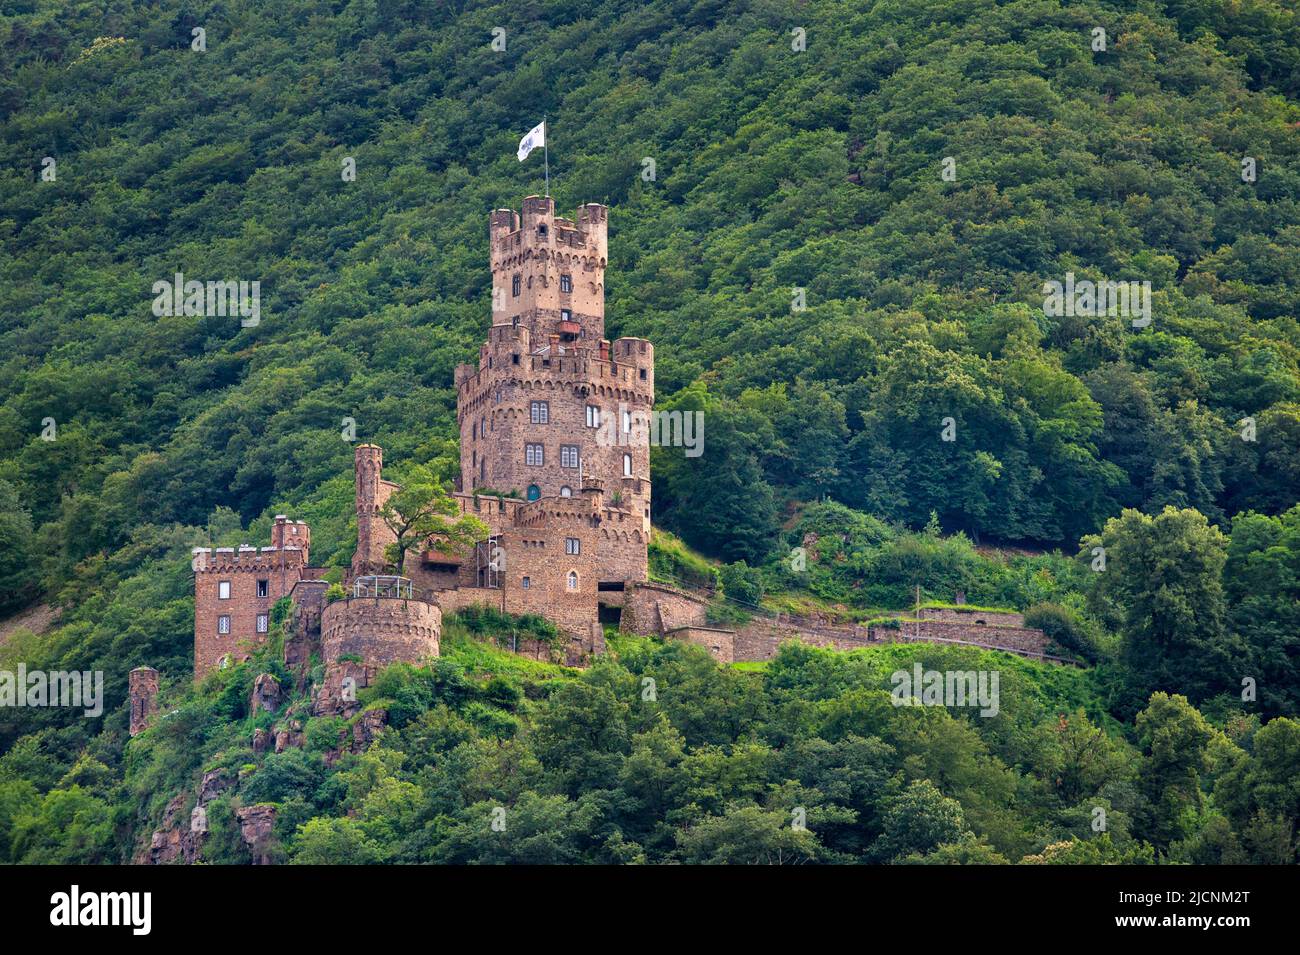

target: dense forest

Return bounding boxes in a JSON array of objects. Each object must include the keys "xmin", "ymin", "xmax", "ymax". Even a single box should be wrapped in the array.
[{"xmin": 0, "ymin": 0, "xmax": 1298, "ymax": 864}]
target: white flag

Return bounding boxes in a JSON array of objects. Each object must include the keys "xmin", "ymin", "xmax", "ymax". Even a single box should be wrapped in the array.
[{"xmin": 517, "ymin": 121, "xmax": 545, "ymax": 162}]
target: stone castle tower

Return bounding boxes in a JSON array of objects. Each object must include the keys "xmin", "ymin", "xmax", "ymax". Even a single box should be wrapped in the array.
[{"xmin": 456, "ymin": 196, "xmax": 654, "ymax": 534}]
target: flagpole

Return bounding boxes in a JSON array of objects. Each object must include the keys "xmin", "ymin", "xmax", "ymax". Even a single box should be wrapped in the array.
[{"xmin": 543, "ymin": 118, "xmax": 550, "ymax": 198}]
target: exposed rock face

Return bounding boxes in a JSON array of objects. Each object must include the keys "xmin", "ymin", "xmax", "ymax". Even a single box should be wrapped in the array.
[
  {"xmin": 236, "ymin": 804, "xmax": 278, "ymax": 865},
  {"xmin": 252, "ymin": 728, "xmax": 271, "ymax": 753},
  {"xmin": 274, "ymin": 719, "xmax": 304, "ymax": 753},
  {"xmin": 139, "ymin": 768, "xmax": 232, "ymax": 865},
  {"xmin": 197, "ymin": 769, "xmax": 233, "ymax": 805},
  {"xmin": 324, "ymin": 709, "xmax": 388, "ymax": 767},
  {"xmin": 352, "ymin": 709, "xmax": 387, "ymax": 750},
  {"xmin": 312, "ymin": 660, "xmax": 373, "ymax": 717},
  {"xmin": 251, "ymin": 672, "xmax": 282, "ymax": 714}
]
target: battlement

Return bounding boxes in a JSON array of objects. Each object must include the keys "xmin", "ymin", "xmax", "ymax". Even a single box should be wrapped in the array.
[
  {"xmin": 321, "ymin": 588, "xmax": 441, "ymax": 668},
  {"xmin": 490, "ymin": 197, "xmax": 607, "ymax": 264},
  {"xmin": 489, "ymin": 199, "xmax": 608, "ymax": 345},
  {"xmin": 192, "ymin": 545, "xmax": 309, "ymax": 573}
]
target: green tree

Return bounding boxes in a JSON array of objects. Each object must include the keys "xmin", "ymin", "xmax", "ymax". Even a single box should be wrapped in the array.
[{"xmin": 380, "ymin": 462, "xmax": 487, "ymax": 576}]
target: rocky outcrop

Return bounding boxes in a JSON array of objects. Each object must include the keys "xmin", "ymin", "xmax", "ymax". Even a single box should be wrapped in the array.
[
  {"xmin": 139, "ymin": 769, "xmax": 231, "ymax": 865},
  {"xmin": 274, "ymin": 719, "xmax": 304, "ymax": 753},
  {"xmin": 236, "ymin": 804, "xmax": 278, "ymax": 865},
  {"xmin": 251, "ymin": 672, "xmax": 282, "ymax": 714},
  {"xmin": 312, "ymin": 660, "xmax": 373, "ymax": 717},
  {"xmin": 324, "ymin": 709, "xmax": 388, "ymax": 767}
]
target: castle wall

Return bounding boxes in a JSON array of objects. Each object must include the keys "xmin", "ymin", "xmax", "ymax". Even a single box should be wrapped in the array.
[
  {"xmin": 871, "ymin": 620, "xmax": 1049, "ymax": 657},
  {"xmin": 320, "ymin": 596, "xmax": 441, "ymax": 667},
  {"xmin": 456, "ymin": 339, "xmax": 654, "ymax": 533},
  {"xmin": 917, "ymin": 607, "xmax": 1026, "ymax": 628},
  {"xmin": 666, "ymin": 626, "xmax": 736, "ymax": 664},
  {"xmin": 621, "ymin": 582, "xmax": 710, "ymax": 636}
]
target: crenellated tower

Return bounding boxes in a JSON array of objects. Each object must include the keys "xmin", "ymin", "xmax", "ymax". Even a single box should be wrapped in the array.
[{"xmin": 457, "ymin": 198, "xmax": 653, "ymax": 537}]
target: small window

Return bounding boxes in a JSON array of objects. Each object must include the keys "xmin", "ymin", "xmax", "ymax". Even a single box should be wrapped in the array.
[
  {"xmin": 217, "ymin": 615, "xmax": 231, "ymax": 635},
  {"xmin": 218, "ymin": 580, "xmax": 231, "ymax": 600},
  {"xmin": 623, "ymin": 453, "xmax": 633, "ymax": 477},
  {"xmin": 256, "ymin": 579, "xmax": 268, "ymax": 598},
  {"xmin": 560, "ymin": 274, "xmax": 572, "ymax": 293},
  {"xmin": 538, "ymin": 224, "xmax": 548, "ymax": 237},
  {"xmin": 527, "ymin": 484, "xmax": 540, "ymax": 501},
  {"xmin": 566, "ymin": 538, "xmax": 581, "ymax": 555},
  {"xmin": 512, "ymin": 274, "xmax": 521, "ymax": 296},
  {"xmin": 256, "ymin": 614, "xmax": 268, "ymax": 634},
  {"xmin": 526, "ymin": 444, "xmax": 544, "ymax": 466},
  {"xmin": 639, "ymin": 368, "xmax": 647, "ymax": 381},
  {"xmin": 622, "ymin": 409, "xmax": 632, "ymax": 434},
  {"xmin": 560, "ymin": 486, "xmax": 572, "ymax": 498},
  {"xmin": 522, "ymin": 576, "xmax": 531, "ymax": 589},
  {"xmin": 530, "ymin": 400, "xmax": 549, "ymax": 424},
  {"xmin": 561, "ymin": 308, "xmax": 572, "ymax": 322},
  {"xmin": 472, "ymin": 421, "xmax": 477, "ymax": 440},
  {"xmin": 561, "ymin": 445, "xmax": 580, "ymax": 469},
  {"xmin": 586, "ymin": 405, "xmax": 601, "ymax": 428},
  {"xmin": 512, "ymin": 353, "xmax": 520, "ymax": 365},
  {"xmin": 567, "ymin": 571, "xmax": 578, "ymax": 591}
]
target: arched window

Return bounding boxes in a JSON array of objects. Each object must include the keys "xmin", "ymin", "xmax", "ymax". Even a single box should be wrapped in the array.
[
  {"xmin": 567, "ymin": 571, "xmax": 578, "ymax": 591},
  {"xmin": 560, "ymin": 486, "xmax": 572, "ymax": 497},
  {"xmin": 623, "ymin": 453, "xmax": 633, "ymax": 477},
  {"xmin": 527, "ymin": 484, "xmax": 541, "ymax": 501}
]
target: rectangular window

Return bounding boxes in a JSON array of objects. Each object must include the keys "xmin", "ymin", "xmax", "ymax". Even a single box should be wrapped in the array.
[
  {"xmin": 561, "ymin": 445, "xmax": 580, "ymax": 469},
  {"xmin": 622, "ymin": 410, "xmax": 632, "ymax": 434},
  {"xmin": 217, "ymin": 615, "xmax": 230, "ymax": 635},
  {"xmin": 586, "ymin": 405, "xmax": 600, "ymax": 428},
  {"xmin": 530, "ymin": 400, "xmax": 549, "ymax": 424},
  {"xmin": 512, "ymin": 274, "xmax": 521, "ymax": 296},
  {"xmin": 623, "ymin": 453, "xmax": 633, "ymax": 477},
  {"xmin": 256, "ymin": 579, "xmax": 268, "ymax": 598},
  {"xmin": 566, "ymin": 538, "xmax": 581, "ymax": 555},
  {"xmin": 521, "ymin": 576, "xmax": 531, "ymax": 590},
  {"xmin": 560, "ymin": 308, "xmax": 572, "ymax": 322},
  {"xmin": 256, "ymin": 614, "xmax": 269, "ymax": 634},
  {"xmin": 560, "ymin": 274, "xmax": 572, "ymax": 293},
  {"xmin": 526, "ymin": 444, "xmax": 544, "ymax": 466},
  {"xmin": 218, "ymin": 580, "xmax": 231, "ymax": 600}
]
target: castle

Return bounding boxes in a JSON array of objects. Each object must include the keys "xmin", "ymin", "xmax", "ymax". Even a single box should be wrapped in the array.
[
  {"xmin": 189, "ymin": 196, "xmax": 659, "ymax": 695},
  {"xmin": 173, "ymin": 195, "xmax": 1057, "ymax": 730}
]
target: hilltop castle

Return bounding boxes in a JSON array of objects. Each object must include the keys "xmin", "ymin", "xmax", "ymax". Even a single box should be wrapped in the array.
[
  {"xmin": 172, "ymin": 195, "xmax": 1056, "ymax": 731},
  {"xmin": 189, "ymin": 196, "xmax": 663, "ymax": 694}
]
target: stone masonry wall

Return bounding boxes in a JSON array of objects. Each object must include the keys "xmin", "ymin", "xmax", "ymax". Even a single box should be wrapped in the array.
[
  {"xmin": 871, "ymin": 620, "xmax": 1049, "ymax": 657},
  {"xmin": 128, "ymin": 666, "xmax": 159, "ymax": 736},
  {"xmin": 621, "ymin": 582, "xmax": 709, "ymax": 636},
  {"xmin": 918, "ymin": 607, "xmax": 1026, "ymax": 628},
  {"xmin": 320, "ymin": 596, "xmax": 441, "ymax": 667},
  {"xmin": 666, "ymin": 626, "xmax": 736, "ymax": 664}
]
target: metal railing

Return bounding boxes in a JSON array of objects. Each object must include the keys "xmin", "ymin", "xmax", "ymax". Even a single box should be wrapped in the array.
[{"xmin": 352, "ymin": 575, "xmax": 413, "ymax": 599}]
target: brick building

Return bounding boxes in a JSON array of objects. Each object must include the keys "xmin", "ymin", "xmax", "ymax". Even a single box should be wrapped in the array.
[{"xmin": 192, "ymin": 516, "xmax": 328, "ymax": 677}]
